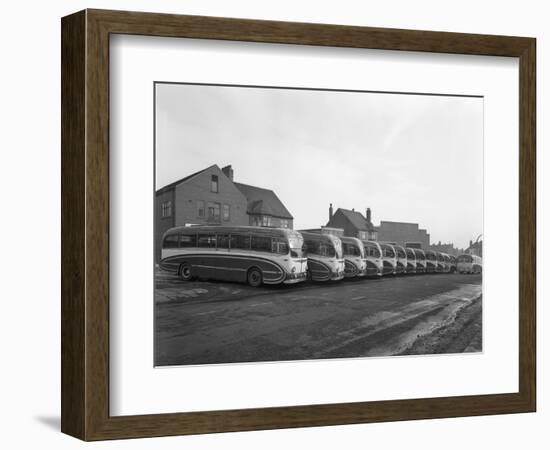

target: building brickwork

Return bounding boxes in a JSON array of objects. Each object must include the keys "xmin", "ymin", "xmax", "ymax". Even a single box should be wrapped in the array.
[
  {"xmin": 326, "ymin": 205, "xmax": 377, "ymax": 241},
  {"xmin": 173, "ymin": 165, "xmax": 249, "ymax": 227},
  {"xmin": 155, "ymin": 164, "xmax": 294, "ymax": 261},
  {"xmin": 155, "ymin": 189, "xmax": 175, "ymax": 262},
  {"xmin": 376, "ymin": 220, "xmax": 430, "ymax": 249}
]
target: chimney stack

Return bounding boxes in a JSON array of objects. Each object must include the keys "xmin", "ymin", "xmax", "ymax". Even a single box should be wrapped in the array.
[
  {"xmin": 366, "ymin": 207, "xmax": 372, "ymax": 223},
  {"xmin": 221, "ymin": 165, "xmax": 234, "ymax": 181},
  {"xmin": 329, "ymin": 203, "xmax": 333, "ymax": 221}
]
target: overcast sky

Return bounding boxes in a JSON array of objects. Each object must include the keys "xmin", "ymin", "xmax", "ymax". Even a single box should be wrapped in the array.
[{"xmin": 155, "ymin": 83, "xmax": 483, "ymax": 249}]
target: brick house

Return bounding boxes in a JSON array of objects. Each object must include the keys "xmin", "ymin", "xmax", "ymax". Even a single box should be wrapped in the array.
[
  {"xmin": 233, "ymin": 182, "xmax": 293, "ymax": 229},
  {"xmin": 325, "ymin": 204, "xmax": 378, "ymax": 241},
  {"xmin": 155, "ymin": 164, "xmax": 293, "ymax": 261}
]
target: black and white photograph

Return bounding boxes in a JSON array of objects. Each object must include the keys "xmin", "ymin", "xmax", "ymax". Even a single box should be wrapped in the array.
[{"xmin": 154, "ymin": 82, "xmax": 483, "ymax": 367}]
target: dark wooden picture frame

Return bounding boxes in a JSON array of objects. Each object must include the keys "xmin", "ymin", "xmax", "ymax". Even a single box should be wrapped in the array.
[{"xmin": 61, "ymin": 9, "xmax": 536, "ymax": 441}]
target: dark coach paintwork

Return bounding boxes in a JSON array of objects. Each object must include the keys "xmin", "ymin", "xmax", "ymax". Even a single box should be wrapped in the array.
[
  {"xmin": 435, "ymin": 251, "xmax": 446, "ymax": 273},
  {"xmin": 412, "ymin": 248, "xmax": 427, "ymax": 273},
  {"xmin": 160, "ymin": 225, "xmax": 308, "ymax": 286},
  {"xmin": 405, "ymin": 247, "xmax": 417, "ymax": 274},
  {"xmin": 393, "ymin": 245, "xmax": 407, "ymax": 275},
  {"xmin": 160, "ymin": 253, "xmax": 290, "ymax": 284},
  {"xmin": 307, "ymin": 258, "xmax": 334, "ymax": 281},
  {"xmin": 424, "ymin": 250, "xmax": 438, "ymax": 273},
  {"xmin": 300, "ymin": 231, "xmax": 345, "ymax": 282}
]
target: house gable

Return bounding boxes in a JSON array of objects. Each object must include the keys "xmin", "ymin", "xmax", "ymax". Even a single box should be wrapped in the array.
[
  {"xmin": 234, "ymin": 182, "xmax": 293, "ymax": 220},
  {"xmin": 172, "ymin": 165, "xmax": 249, "ymax": 227}
]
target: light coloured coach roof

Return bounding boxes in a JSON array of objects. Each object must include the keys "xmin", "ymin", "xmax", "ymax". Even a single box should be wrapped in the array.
[
  {"xmin": 340, "ymin": 236, "xmax": 362, "ymax": 245},
  {"xmin": 164, "ymin": 225, "xmax": 299, "ymax": 239},
  {"xmin": 300, "ymin": 231, "xmax": 341, "ymax": 244},
  {"xmin": 362, "ymin": 240, "xmax": 382, "ymax": 249},
  {"xmin": 412, "ymin": 248, "xmax": 426, "ymax": 256}
]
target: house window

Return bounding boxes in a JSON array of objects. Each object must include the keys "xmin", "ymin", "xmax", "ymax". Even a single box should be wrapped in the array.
[
  {"xmin": 262, "ymin": 216, "xmax": 271, "ymax": 227},
  {"xmin": 197, "ymin": 200, "xmax": 205, "ymax": 218},
  {"xmin": 207, "ymin": 202, "xmax": 221, "ymax": 222},
  {"xmin": 211, "ymin": 175, "xmax": 219, "ymax": 193},
  {"xmin": 222, "ymin": 204, "xmax": 230, "ymax": 221},
  {"xmin": 280, "ymin": 219, "xmax": 288, "ymax": 228},
  {"xmin": 161, "ymin": 201, "xmax": 172, "ymax": 218}
]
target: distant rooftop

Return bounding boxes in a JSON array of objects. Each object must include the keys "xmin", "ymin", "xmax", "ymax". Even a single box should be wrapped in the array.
[
  {"xmin": 379, "ymin": 220, "xmax": 420, "ymax": 227},
  {"xmin": 336, "ymin": 208, "xmax": 375, "ymax": 232},
  {"xmin": 155, "ymin": 164, "xmax": 214, "ymax": 195}
]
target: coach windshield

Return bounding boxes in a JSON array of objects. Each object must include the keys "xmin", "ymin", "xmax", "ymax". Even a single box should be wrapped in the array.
[{"xmin": 288, "ymin": 232, "xmax": 306, "ymax": 258}]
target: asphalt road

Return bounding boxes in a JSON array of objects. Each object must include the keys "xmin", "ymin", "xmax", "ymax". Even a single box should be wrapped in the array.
[{"xmin": 155, "ymin": 272, "xmax": 482, "ymax": 366}]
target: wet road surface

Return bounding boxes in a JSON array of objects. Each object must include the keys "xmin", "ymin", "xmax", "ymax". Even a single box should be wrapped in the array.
[{"xmin": 155, "ymin": 272, "xmax": 482, "ymax": 366}]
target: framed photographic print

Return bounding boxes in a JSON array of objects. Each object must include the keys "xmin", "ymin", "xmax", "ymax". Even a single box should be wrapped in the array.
[{"xmin": 61, "ymin": 9, "xmax": 536, "ymax": 440}]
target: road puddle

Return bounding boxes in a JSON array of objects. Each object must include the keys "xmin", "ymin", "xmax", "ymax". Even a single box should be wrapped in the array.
[{"xmin": 314, "ymin": 284, "xmax": 482, "ymax": 358}]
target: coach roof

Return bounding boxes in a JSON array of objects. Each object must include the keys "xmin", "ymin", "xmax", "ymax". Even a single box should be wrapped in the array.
[{"xmin": 164, "ymin": 225, "xmax": 299, "ymax": 239}]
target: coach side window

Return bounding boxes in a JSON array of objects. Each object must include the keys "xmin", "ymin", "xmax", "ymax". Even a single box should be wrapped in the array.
[
  {"xmin": 319, "ymin": 242, "xmax": 335, "ymax": 258},
  {"xmin": 163, "ymin": 235, "xmax": 179, "ymax": 248},
  {"xmin": 271, "ymin": 238, "xmax": 289, "ymax": 254},
  {"xmin": 180, "ymin": 234, "xmax": 197, "ymax": 248},
  {"xmin": 231, "ymin": 234, "xmax": 251, "ymax": 250},
  {"xmin": 197, "ymin": 233, "xmax": 216, "ymax": 248},
  {"xmin": 217, "ymin": 234, "xmax": 230, "ymax": 249},
  {"xmin": 305, "ymin": 240, "xmax": 319, "ymax": 255},
  {"xmin": 251, "ymin": 236, "xmax": 272, "ymax": 253},
  {"xmin": 343, "ymin": 243, "xmax": 360, "ymax": 256}
]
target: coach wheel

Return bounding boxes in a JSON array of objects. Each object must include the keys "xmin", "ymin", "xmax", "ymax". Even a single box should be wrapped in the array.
[
  {"xmin": 179, "ymin": 263, "xmax": 192, "ymax": 281},
  {"xmin": 247, "ymin": 267, "xmax": 263, "ymax": 287}
]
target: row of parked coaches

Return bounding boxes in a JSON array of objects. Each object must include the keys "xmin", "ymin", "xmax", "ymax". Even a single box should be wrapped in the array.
[{"xmin": 160, "ymin": 225, "xmax": 482, "ymax": 287}]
